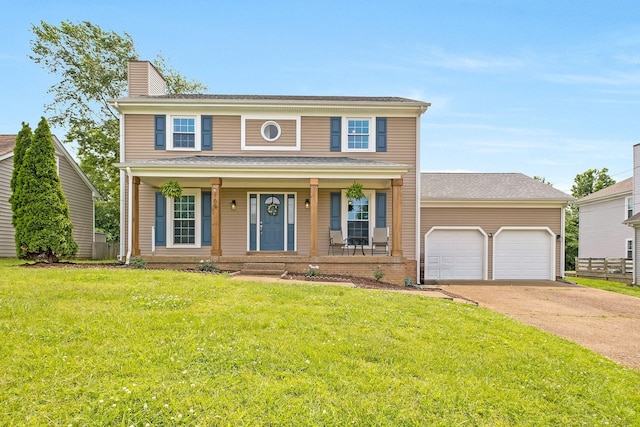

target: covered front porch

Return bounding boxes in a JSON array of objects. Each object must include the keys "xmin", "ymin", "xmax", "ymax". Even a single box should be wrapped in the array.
[{"xmin": 118, "ymin": 156, "xmax": 417, "ymax": 285}]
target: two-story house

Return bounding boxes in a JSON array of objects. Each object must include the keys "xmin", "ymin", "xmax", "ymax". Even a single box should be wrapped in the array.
[{"xmin": 112, "ymin": 61, "xmax": 430, "ymax": 284}]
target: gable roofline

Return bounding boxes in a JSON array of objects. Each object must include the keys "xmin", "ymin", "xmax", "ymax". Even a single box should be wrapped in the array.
[
  {"xmin": 574, "ymin": 177, "xmax": 632, "ymax": 205},
  {"xmin": 0, "ymin": 134, "xmax": 100, "ymax": 198}
]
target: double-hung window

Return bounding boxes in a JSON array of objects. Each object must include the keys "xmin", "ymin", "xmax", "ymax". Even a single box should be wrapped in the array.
[
  {"xmin": 626, "ymin": 196, "xmax": 634, "ymax": 219},
  {"xmin": 343, "ymin": 117, "xmax": 375, "ymax": 152},
  {"xmin": 347, "ymin": 196, "xmax": 370, "ymax": 243},
  {"xmin": 172, "ymin": 117, "xmax": 196, "ymax": 149},
  {"xmin": 627, "ymin": 239, "xmax": 633, "ymax": 260},
  {"xmin": 167, "ymin": 190, "xmax": 201, "ymax": 247},
  {"xmin": 348, "ymin": 119, "xmax": 370, "ymax": 150}
]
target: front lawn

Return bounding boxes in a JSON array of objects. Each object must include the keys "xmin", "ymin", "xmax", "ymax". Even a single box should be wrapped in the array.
[
  {"xmin": 570, "ymin": 276, "xmax": 640, "ymax": 298},
  {"xmin": 1, "ymin": 265, "xmax": 638, "ymax": 426}
]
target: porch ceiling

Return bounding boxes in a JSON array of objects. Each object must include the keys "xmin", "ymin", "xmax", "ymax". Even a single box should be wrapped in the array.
[{"xmin": 117, "ymin": 156, "xmax": 409, "ymax": 188}]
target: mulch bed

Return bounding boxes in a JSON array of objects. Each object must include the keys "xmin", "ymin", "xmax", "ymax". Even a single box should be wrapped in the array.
[{"xmin": 19, "ymin": 261, "xmax": 414, "ymax": 291}]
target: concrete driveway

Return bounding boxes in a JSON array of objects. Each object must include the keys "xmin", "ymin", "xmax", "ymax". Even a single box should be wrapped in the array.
[{"xmin": 437, "ymin": 280, "xmax": 640, "ymax": 370}]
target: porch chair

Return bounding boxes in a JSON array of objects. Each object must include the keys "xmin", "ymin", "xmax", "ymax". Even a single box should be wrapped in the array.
[
  {"xmin": 328, "ymin": 229, "xmax": 350, "ymax": 255},
  {"xmin": 371, "ymin": 227, "xmax": 389, "ymax": 255}
]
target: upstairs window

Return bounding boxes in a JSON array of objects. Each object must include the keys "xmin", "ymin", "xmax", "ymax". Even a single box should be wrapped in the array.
[
  {"xmin": 626, "ymin": 196, "xmax": 634, "ymax": 219},
  {"xmin": 172, "ymin": 117, "xmax": 196, "ymax": 149},
  {"xmin": 348, "ymin": 119, "xmax": 370, "ymax": 150}
]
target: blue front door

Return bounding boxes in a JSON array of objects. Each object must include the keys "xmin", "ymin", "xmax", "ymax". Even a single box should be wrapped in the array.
[{"xmin": 260, "ymin": 194, "xmax": 285, "ymax": 250}]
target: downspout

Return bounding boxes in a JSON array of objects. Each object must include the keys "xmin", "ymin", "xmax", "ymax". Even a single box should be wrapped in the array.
[
  {"xmin": 560, "ymin": 204, "xmax": 566, "ymax": 279},
  {"xmin": 119, "ymin": 111, "xmax": 126, "ymax": 262},
  {"xmin": 126, "ymin": 166, "xmax": 133, "ymax": 265},
  {"xmin": 415, "ymin": 115, "xmax": 422, "ymax": 283}
]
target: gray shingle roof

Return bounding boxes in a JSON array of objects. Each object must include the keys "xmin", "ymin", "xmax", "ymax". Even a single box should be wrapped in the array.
[
  {"xmin": 575, "ymin": 177, "xmax": 632, "ymax": 204},
  {"xmin": 421, "ymin": 173, "xmax": 573, "ymax": 201},
  {"xmin": 117, "ymin": 155, "xmax": 407, "ymax": 168},
  {"xmin": 131, "ymin": 94, "xmax": 426, "ymax": 104}
]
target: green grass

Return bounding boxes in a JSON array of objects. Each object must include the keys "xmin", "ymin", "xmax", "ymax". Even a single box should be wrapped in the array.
[
  {"xmin": 570, "ymin": 276, "xmax": 640, "ymax": 297},
  {"xmin": 1, "ymin": 265, "xmax": 639, "ymax": 426}
]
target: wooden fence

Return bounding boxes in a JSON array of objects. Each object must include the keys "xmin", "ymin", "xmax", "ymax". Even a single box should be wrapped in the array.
[{"xmin": 574, "ymin": 257, "xmax": 632, "ymax": 283}]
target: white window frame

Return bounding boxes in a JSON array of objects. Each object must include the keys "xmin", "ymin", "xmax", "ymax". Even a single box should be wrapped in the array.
[
  {"xmin": 625, "ymin": 196, "xmax": 634, "ymax": 220},
  {"xmin": 168, "ymin": 115, "xmax": 201, "ymax": 151},
  {"xmin": 342, "ymin": 117, "xmax": 376, "ymax": 152},
  {"xmin": 241, "ymin": 115, "xmax": 301, "ymax": 151},
  {"xmin": 167, "ymin": 189, "xmax": 201, "ymax": 248},
  {"xmin": 626, "ymin": 238, "xmax": 633, "ymax": 260},
  {"xmin": 341, "ymin": 190, "xmax": 376, "ymax": 247}
]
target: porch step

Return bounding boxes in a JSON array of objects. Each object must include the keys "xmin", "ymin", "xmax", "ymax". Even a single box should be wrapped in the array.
[{"xmin": 240, "ymin": 262, "xmax": 286, "ymax": 276}]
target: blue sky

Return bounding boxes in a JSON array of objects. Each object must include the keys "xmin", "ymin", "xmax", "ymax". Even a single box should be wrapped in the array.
[{"xmin": 1, "ymin": 0, "xmax": 639, "ymax": 192}]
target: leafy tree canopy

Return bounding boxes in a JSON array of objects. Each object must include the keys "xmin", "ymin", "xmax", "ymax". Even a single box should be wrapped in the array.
[
  {"xmin": 533, "ymin": 176, "xmax": 553, "ymax": 186},
  {"xmin": 570, "ymin": 168, "xmax": 616, "ymax": 199},
  {"xmin": 29, "ymin": 20, "xmax": 208, "ymax": 242}
]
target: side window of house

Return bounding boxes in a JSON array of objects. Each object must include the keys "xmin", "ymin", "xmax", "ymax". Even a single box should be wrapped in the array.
[
  {"xmin": 154, "ymin": 115, "xmax": 213, "ymax": 151},
  {"xmin": 330, "ymin": 117, "xmax": 387, "ymax": 153},
  {"xmin": 627, "ymin": 239, "xmax": 633, "ymax": 260},
  {"xmin": 626, "ymin": 196, "xmax": 633, "ymax": 219}
]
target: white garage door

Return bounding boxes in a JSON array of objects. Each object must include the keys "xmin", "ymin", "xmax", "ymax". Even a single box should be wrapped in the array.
[
  {"xmin": 494, "ymin": 229, "xmax": 553, "ymax": 279},
  {"xmin": 426, "ymin": 229, "xmax": 485, "ymax": 280}
]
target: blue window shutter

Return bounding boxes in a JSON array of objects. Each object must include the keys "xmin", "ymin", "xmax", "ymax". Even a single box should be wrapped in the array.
[
  {"xmin": 202, "ymin": 191, "xmax": 211, "ymax": 245},
  {"xmin": 330, "ymin": 192, "xmax": 341, "ymax": 230},
  {"xmin": 330, "ymin": 117, "xmax": 341, "ymax": 152},
  {"xmin": 154, "ymin": 115, "xmax": 166, "ymax": 150},
  {"xmin": 376, "ymin": 192, "xmax": 387, "ymax": 228},
  {"xmin": 201, "ymin": 115, "xmax": 212, "ymax": 150},
  {"xmin": 376, "ymin": 117, "xmax": 387, "ymax": 152},
  {"xmin": 155, "ymin": 192, "xmax": 166, "ymax": 246}
]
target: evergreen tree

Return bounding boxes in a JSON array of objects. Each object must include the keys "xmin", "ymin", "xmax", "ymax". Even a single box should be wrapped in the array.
[
  {"xmin": 9, "ymin": 123, "xmax": 32, "ymax": 227},
  {"xmin": 13, "ymin": 117, "xmax": 77, "ymax": 262}
]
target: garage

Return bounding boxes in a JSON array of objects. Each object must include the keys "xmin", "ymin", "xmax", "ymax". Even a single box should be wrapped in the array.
[
  {"xmin": 494, "ymin": 228, "xmax": 555, "ymax": 280},
  {"xmin": 425, "ymin": 228, "xmax": 486, "ymax": 280}
]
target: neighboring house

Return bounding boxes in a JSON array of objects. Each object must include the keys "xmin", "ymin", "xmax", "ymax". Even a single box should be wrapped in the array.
[
  {"xmin": 111, "ymin": 61, "xmax": 430, "ymax": 285},
  {"xmin": 624, "ymin": 143, "xmax": 640, "ymax": 284},
  {"xmin": 420, "ymin": 173, "xmax": 573, "ymax": 281},
  {"xmin": 0, "ymin": 134, "xmax": 99, "ymax": 259},
  {"xmin": 575, "ymin": 177, "xmax": 633, "ymax": 260}
]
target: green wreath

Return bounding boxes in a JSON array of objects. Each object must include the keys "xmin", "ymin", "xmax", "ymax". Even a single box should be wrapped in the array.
[{"xmin": 266, "ymin": 202, "xmax": 279, "ymax": 216}]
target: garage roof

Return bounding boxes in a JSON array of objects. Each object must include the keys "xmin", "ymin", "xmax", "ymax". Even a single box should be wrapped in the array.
[{"xmin": 421, "ymin": 173, "xmax": 573, "ymax": 202}]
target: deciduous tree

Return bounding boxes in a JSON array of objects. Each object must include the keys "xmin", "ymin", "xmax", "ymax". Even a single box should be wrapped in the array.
[{"xmin": 29, "ymin": 20, "xmax": 207, "ymax": 242}]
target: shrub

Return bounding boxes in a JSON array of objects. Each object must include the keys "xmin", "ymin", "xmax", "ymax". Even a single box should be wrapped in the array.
[
  {"xmin": 197, "ymin": 261, "xmax": 220, "ymax": 273},
  {"xmin": 374, "ymin": 269, "xmax": 385, "ymax": 281},
  {"xmin": 129, "ymin": 256, "xmax": 147, "ymax": 269}
]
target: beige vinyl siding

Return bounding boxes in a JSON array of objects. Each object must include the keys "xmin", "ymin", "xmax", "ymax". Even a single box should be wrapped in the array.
[
  {"xmin": 127, "ymin": 61, "xmax": 165, "ymax": 96},
  {"xmin": 127, "ymin": 62, "xmax": 150, "ymax": 97},
  {"xmin": 421, "ymin": 207, "xmax": 563, "ymax": 279},
  {"xmin": 57, "ymin": 149, "xmax": 95, "ymax": 259},
  {"xmin": 244, "ymin": 119, "xmax": 297, "ymax": 148},
  {"xmin": 0, "ymin": 157, "xmax": 15, "ymax": 257},
  {"xmin": 123, "ymin": 115, "xmax": 418, "ymax": 260}
]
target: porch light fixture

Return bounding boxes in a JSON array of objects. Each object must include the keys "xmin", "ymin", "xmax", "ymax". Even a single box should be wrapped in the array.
[
  {"xmin": 231, "ymin": 200, "xmax": 237, "ymax": 210},
  {"xmin": 305, "ymin": 199, "xmax": 310, "ymax": 209}
]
